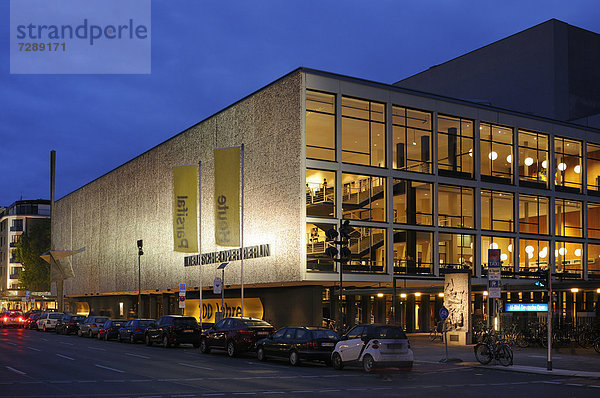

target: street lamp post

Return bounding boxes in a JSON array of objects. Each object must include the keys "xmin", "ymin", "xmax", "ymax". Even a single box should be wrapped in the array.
[{"xmin": 137, "ymin": 240, "xmax": 143, "ymax": 318}]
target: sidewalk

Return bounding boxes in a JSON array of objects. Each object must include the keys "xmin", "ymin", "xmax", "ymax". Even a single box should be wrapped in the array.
[{"xmin": 407, "ymin": 333, "xmax": 600, "ymax": 379}]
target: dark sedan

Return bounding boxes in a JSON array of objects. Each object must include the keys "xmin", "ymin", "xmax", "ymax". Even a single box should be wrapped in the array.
[
  {"xmin": 118, "ymin": 319, "xmax": 155, "ymax": 343},
  {"xmin": 26, "ymin": 313, "xmax": 42, "ymax": 330},
  {"xmin": 55, "ymin": 314, "xmax": 85, "ymax": 335},
  {"xmin": 97, "ymin": 319, "xmax": 125, "ymax": 341},
  {"xmin": 200, "ymin": 317, "xmax": 274, "ymax": 357},
  {"xmin": 145, "ymin": 315, "xmax": 200, "ymax": 348},
  {"xmin": 256, "ymin": 327, "xmax": 339, "ymax": 366}
]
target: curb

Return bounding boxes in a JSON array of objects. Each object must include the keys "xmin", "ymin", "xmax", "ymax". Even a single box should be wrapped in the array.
[{"xmin": 470, "ymin": 364, "xmax": 600, "ymax": 379}]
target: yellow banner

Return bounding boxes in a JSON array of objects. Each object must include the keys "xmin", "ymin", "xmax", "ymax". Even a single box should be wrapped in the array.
[
  {"xmin": 173, "ymin": 165, "xmax": 198, "ymax": 253},
  {"xmin": 184, "ymin": 298, "xmax": 263, "ymax": 323},
  {"xmin": 214, "ymin": 147, "xmax": 240, "ymax": 247}
]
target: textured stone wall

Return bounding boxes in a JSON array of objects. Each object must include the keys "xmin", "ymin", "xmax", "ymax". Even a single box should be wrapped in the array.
[{"xmin": 53, "ymin": 72, "xmax": 304, "ymax": 296}]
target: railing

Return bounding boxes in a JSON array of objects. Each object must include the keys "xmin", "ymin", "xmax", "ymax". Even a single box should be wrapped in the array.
[
  {"xmin": 10, "ymin": 226, "xmax": 23, "ymax": 232},
  {"xmin": 394, "ymin": 260, "xmax": 433, "ymax": 275},
  {"xmin": 306, "ymin": 183, "xmax": 334, "ymax": 205}
]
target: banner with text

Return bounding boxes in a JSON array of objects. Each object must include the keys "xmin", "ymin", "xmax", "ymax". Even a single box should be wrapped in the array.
[
  {"xmin": 173, "ymin": 165, "xmax": 198, "ymax": 253},
  {"xmin": 214, "ymin": 147, "xmax": 240, "ymax": 247},
  {"xmin": 184, "ymin": 298, "xmax": 262, "ymax": 324}
]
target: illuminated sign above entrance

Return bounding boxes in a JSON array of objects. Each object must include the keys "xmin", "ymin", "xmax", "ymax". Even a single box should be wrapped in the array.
[
  {"xmin": 505, "ymin": 303, "xmax": 549, "ymax": 312},
  {"xmin": 183, "ymin": 244, "xmax": 270, "ymax": 266}
]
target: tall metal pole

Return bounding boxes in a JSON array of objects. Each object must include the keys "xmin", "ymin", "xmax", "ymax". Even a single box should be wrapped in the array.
[
  {"xmin": 547, "ymin": 266, "xmax": 553, "ymax": 370},
  {"xmin": 198, "ymin": 161, "xmax": 202, "ymax": 327},
  {"xmin": 240, "ymin": 144, "xmax": 245, "ymax": 317},
  {"xmin": 50, "ymin": 150, "xmax": 64, "ymax": 312},
  {"xmin": 138, "ymin": 252, "xmax": 141, "ymax": 318},
  {"xmin": 221, "ymin": 268, "xmax": 225, "ymax": 313},
  {"xmin": 338, "ymin": 219, "xmax": 343, "ymax": 333}
]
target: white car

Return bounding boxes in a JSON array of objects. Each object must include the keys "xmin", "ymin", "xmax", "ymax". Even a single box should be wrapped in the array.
[
  {"xmin": 331, "ymin": 324, "xmax": 413, "ymax": 372},
  {"xmin": 36, "ymin": 312, "xmax": 64, "ymax": 332}
]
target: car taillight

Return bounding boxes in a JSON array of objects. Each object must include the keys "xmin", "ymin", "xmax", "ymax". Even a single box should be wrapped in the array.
[
  {"xmin": 18, "ymin": 317, "xmax": 23, "ymax": 322},
  {"xmin": 92, "ymin": 324, "xmax": 97, "ymax": 328},
  {"xmin": 68, "ymin": 322, "xmax": 75, "ymax": 325},
  {"xmin": 307, "ymin": 341, "xmax": 318, "ymax": 348},
  {"xmin": 47, "ymin": 320, "xmax": 51, "ymax": 324},
  {"xmin": 239, "ymin": 329, "xmax": 253, "ymax": 335},
  {"xmin": 371, "ymin": 340, "xmax": 380, "ymax": 349},
  {"xmin": 3, "ymin": 317, "xmax": 6, "ymax": 322},
  {"xmin": 135, "ymin": 328, "xmax": 141, "ymax": 332}
]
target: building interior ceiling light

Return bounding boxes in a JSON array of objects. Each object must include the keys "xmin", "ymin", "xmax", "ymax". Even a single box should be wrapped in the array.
[
  {"xmin": 558, "ymin": 162, "xmax": 567, "ymax": 171},
  {"xmin": 542, "ymin": 160, "xmax": 548, "ymax": 168},
  {"xmin": 489, "ymin": 151, "xmax": 498, "ymax": 160},
  {"xmin": 524, "ymin": 157, "xmax": 534, "ymax": 166}
]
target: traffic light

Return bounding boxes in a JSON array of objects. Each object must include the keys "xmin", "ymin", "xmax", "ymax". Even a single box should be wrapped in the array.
[
  {"xmin": 324, "ymin": 220, "xmax": 352, "ymax": 262},
  {"xmin": 534, "ymin": 269, "xmax": 549, "ymax": 289},
  {"xmin": 324, "ymin": 227, "xmax": 339, "ymax": 258}
]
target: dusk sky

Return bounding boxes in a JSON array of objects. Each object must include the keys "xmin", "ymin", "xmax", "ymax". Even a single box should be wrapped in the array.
[{"xmin": 2, "ymin": 1, "xmax": 600, "ymax": 206}]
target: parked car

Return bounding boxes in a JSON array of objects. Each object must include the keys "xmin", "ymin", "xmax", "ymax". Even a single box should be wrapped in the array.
[
  {"xmin": 55, "ymin": 314, "xmax": 86, "ymax": 335},
  {"xmin": 36, "ymin": 312, "xmax": 65, "ymax": 332},
  {"xmin": 118, "ymin": 319, "xmax": 155, "ymax": 343},
  {"xmin": 0, "ymin": 310, "xmax": 25, "ymax": 328},
  {"xmin": 200, "ymin": 317, "xmax": 274, "ymax": 357},
  {"xmin": 26, "ymin": 313, "xmax": 42, "ymax": 330},
  {"xmin": 331, "ymin": 324, "xmax": 413, "ymax": 372},
  {"xmin": 145, "ymin": 315, "xmax": 200, "ymax": 348},
  {"xmin": 97, "ymin": 320, "xmax": 125, "ymax": 341},
  {"xmin": 256, "ymin": 326, "xmax": 339, "ymax": 366},
  {"xmin": 78, "ymin": 316, "xmax": 109, "ymax": 337}
]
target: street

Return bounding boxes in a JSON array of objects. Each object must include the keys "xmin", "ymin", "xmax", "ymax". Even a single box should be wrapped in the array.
[{"xmin": 1, "ymin": 328, "xmax": 599, "ymax": 397}]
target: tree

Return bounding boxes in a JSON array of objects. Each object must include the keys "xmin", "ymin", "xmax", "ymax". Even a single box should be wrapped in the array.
[{"xmin": 13, "ymin": 218, "xmax": 51, "ymax": 291}]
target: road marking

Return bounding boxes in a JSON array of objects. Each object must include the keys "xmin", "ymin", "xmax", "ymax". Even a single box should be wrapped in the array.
[
  {"xmin": 56, "ymin": 354, "xmax": 75, "ymax": 361},
  {"xmin": 106, "ymin": 380, "xmax": 125, "ymax": 383},
  {"xmin": 126, "ymin": 353, "xmax": 150, "ymax": 359},
  {"xmin": 88, "ymin": 347, "xmax": 106, "ymax": 351},
  {"xmin": 60, "ymin": 342, "xmax": 74, "ymax": 346},
  {"xmin": 566, "ymin": 383, "xmax": 583, "ymax": 387},
  {"xmin": 6, "ymin": 342, "xmax": 17, "ymax": 346},
  {"xmin": 232, "ymin": 394, "xmax": 256, "ymax": 396},
  {"xmin": 6, "ymin": 366, "xmax": 26, "ymax": 375},
  {"xmin": 40, "ymin": 338, "xmax": 48, "ymax": 341},
  {"xmin": 95, "ymin": 364, "xmax": 124, "ymax": 373},
  {"xmin": 76, "ymin": 380, "xmax": 97, "ymax": 383},
  {"xmin": 178, "ymin": 362, "xmax": 214, "ymax": 371},
  {"xmin": 49, "ymin": 380, "xmax": 71, "ymax": 384},
  {"xmin": 27, "ymin": 347, "xmax": 41, "ymax": 352},
  {"xmin": 528, "ymin": 355, "xmax": 562, "ymax": 359},
  {"xmin": 202, "ymin": 394, "xmax": 225, "ymax": 397},
  {"xmin": 263, "ymin": 393, "xmax": 285, "ymax": 395},
  {"xmin": 319, "ymin": 390, "xmax": 340, "ymax": 393},
  {"xmin": 172, "ymin": 395, "xmax": 196, "ymax": 398}
]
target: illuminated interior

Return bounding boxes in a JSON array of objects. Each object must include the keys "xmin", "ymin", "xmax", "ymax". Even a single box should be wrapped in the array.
[
  {"xmin": 341, "ymin": 97, "xmax": 385, "ymax": 167},
  {"xmin": 437, "ymin": 114, "xmax": 473, "ymax": 177},
  {"xmin": 392, "ymin": 106, "xmax": 432, "ymax": 173},
  {"xmin": 480, "ymin": 123, "xmax": 513, "ymax": 182}
]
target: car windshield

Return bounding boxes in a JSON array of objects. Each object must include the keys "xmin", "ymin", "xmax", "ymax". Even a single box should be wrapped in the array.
[
  {"xmin": 8, "ymin": 313, "xmax": 22, "ymax": 318},
  {"xmin": 243, "ymin": 319, "xmax": 271, "ymax": 327},
  {"xmin": 139, "ymin": 320, "xmax": 153, "ymax": 327},
  {"xmin": 49, "ymin": 314, "xmax": 62, "ymax": 319},
  {"xmin": 94, "ymin": 317, "xmax": 108, "ymax": 323},
  {"xmin": 312, "ymin": 330, "xmax": 339, "ymax": 339},
  {"xmin": 173, "ymin": 318, "xmax": 197, "ymax": 327},
  {"xmin": 72, "ymin": 316, "xmax": 84, "ymax": 321},
  {"xmin": 372, "ymin": 326, "xmax": 407, "ymax": 339},
  {"xmin": 112, "ymin": 322, "xmax": 123, "ymax": 327}
]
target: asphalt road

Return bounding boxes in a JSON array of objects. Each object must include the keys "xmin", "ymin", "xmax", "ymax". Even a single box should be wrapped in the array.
[{"xmin": 1, "ymin": 328, "xmax": 599, "ymax": 397}]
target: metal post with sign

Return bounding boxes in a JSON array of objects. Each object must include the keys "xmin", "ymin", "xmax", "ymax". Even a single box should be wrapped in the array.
[
  {"xmin": 439, "ymin": 307, "xmax": 449, "ymax": 362},
  {"xmin": 487, "ymin": 249, "xmax": 501, "ymax": 330},
  {"xmin": 215, "ymin": 263, "xmax": 228, "ymax": 322},
  {"xmin": 179, "ymin": 282, "xmax": 186, "ymax": 314}
]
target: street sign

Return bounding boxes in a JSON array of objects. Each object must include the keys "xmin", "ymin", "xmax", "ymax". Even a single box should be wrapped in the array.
[
  {"xmin": 179, "ymin": 283, "xmax": 186, "ymax": 292},
  {"xmin": 213, "ymin": 277, "xmax": 222, "ymax": 294},
  {"xmin": 439, "ymin": 307, "xmax": 449, "ymax": 320},
  {"xmin": 25, "ymin": 290, "xmax": 31, "ymax": 300},
  {"xmin": 487, "ymin": 249, "xmax": 502, "ymax": 298},
  {"xmin": 178, "ymin": 283, "xmax": 186, "ymax": 309}
]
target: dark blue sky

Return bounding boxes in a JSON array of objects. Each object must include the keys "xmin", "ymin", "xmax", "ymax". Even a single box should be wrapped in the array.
[{"xmin": 2, "ymin": 1, "xmax": 600, "ymax": 205}]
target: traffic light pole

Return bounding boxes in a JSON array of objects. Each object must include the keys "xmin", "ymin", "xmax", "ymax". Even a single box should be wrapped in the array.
[{"xmin": 547, "ymin": 266, "xmax": 552, "ymax": 371}]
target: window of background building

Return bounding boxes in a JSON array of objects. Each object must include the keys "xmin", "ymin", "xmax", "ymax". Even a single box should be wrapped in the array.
[
  {"xmin": 341, "ymin": 173, "xmax": 386, "ymax": 222},
  {"xmin": 480, "ymin": 122, "xmax": 513, "ymax": 183},
  {"xmin": 439, "ymin": 233, "xmax": 473, "ymax": 273},
  {"xmin": 554, "ymin": 198, "xmax": 582, "ymax": 237},
  {"xmin": 306, "ymin": 90, "xmax": 335, "ymax": 161},
  {"xmin": 481, "ymin": 190, "xmax": 513, "ymax": 232},
  {"xmin": 342, "ymin": 97, "xmax": 385, "ymax": 167},
  {"xmin": 554, "ymin": 136, "xmax": 582, "ymax": 191},
  {"xmin": 519, "ymin": 239, "xmax": 550, "ymax": 274},
  {"xmin": 344, "ymin": 226, "xmax": 386, "ymax": 274},
  {"xmin": 555, "ymin": 241, "xmax": 583, "ymax": 278},
  {"xmin": 588, "ymin": 202, "xmax": 600, "ymax": 239},
  {"xmin": 587, "ymin": 143, "xmax": 600, "ymax": 193},
  {"xmin": 518, "ymin": 194, "xmax": 549, "ymax": 235},
  {"xmin": 306, "ymin": 223, "xmax": 336, "ymax": 272},
  {"xmin": 392, "ymin": 106, "xmax": 432, "ymax": 173},
  {"xmin": 481, "ymin": 236, "xmax": 513, "ymax": 275},
  {"xmin": 437, "ymin": 115, "xmax": 473, "ymax": 178},
  {"xmin": 438, "ymin": 184, "xmax": 474, "ymax": 228},
  {"xmin": 588, "ymin": 243, "xmax": 600, "ymax": 279},
  {"xmin": 392, "ymin": 179, "xmax": 432, "ymax": 225},
  {"xmin": 518, "ymin": 129, "xmax": 549, "ymax": 187},
  {"xmin": 393, "ymin": 229, "xmax": 433, "ymax": 275},
  {"xmin": 306, "ymin": 169, "xmax": 335, "ymax": 218}
]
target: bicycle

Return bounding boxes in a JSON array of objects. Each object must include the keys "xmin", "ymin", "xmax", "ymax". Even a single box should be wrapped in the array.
[
  {"xmin": 429, "ymin": 320, "xmax": 447, "ymax": 341},
  {"xmin": 594, "ymin": 336, "xmax": 600, "ymax": 354},
  {"xmin": 474, "ymin": 340, "xmax": 513, "ymax": 366}
]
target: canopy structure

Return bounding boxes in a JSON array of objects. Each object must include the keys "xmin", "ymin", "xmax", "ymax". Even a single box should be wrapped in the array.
[{"xmin": 40, "ymin": 248, "xmax": 85, "ymax": 282}]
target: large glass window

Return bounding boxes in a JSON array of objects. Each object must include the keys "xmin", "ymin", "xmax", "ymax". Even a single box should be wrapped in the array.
[
  {"xmin": 392, "ymin": 179, "xmax": 432, "ymax": 225},
  {"xmin": 518, "ymin": 194, "xmax": 549, "ymax": 235},
  {"xmin": 481, "ymin": 236, "xmax": 514, "ymax": 276},
  {"xmin": 519, "ymin": 239, "xmax": 550, "ymax": 274},
  {"xmin": 481, "ymin": 190, "xmax": 513, "ymax": 232},
  {"xmin": 392, "ymin": 106, "xmax": 432, "ymax": 173},
  {"xmin": 480, "ymin": 123, "xmax": 513, "ymax": 183},
  {"xmin": 306, "ymin": 90, "xmax": 335, "ymax": 161},
  {"xmin": 306, "ymin": 223, "xmax": 335, "ymax": 272},
  {"xmin": 437, "ymin": 115, "xmax": 473, "ymax": 177},
  {"xmin": 587, "ymin": 143, "xmax": 600, "ymax": 192},
  {"xmin": 341, "ymin": 173, "xmax": 386, "ymax": 222},
  {"xmin": 438, "ymin": 184, "xmax": 474, "ymax": 228},
  {"xmin": 393, "ymin": 230, "xmax": 433, "ymax": 275},
  {"xmin": 588, "ymin": 243, "xmax": 600, "ymax": 279},
  {"xmin": 344, "ymin": 226, "xmax": 386, "ymax": 273},
  {"xmin": 342, "ymin": 97, "xmax": 385, "ymax": 167},
  {"xmin": 554, "ymin": 199, "xmax": 582, "ymax": 237},
  {"xmin": 588, "ymin": 202, "xmax": 600, "ymax": 239},
  {"xmin": 439, "ymin": 233, "xmax": 474, "ymax": 273},
  {"xmin": 306, "ymin": 169, "xmax": 335, "ymax": 218},
  {"xmin": 554, "ymin": 137, "xmax": 582, "ymax": 191},
  {"xmin": 555, "ymin": 241, "xmax": 583, "ymax": 278},
  {"xmin": 518, "ymin": 129, "xmax": 549, "ymax": 187}
]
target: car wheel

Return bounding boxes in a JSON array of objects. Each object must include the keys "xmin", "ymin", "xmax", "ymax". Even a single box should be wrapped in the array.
[
  {"xmin": 42, "ymin": 324, "xmax": 46, "ymax": 332},
  {"xmin": 200, "ymin": 339, "xmax": 210, "ymax": 354},
  {"xmin": 145, "ymin": 334, "xmax": 152, "ymax": 346},
  {"xmin": 162, "ymin": 335, "xmax": 171, "ymax": 348},
  {"xmin": 130, "ymin": 334, "xmax": 135, "ymax": 344},
  {"xmin": 104, "ymin": 333, "xmax": 109, "ymax": 341},
  {"xmin": 362, "ymin": 354, "xmax": 375, "ymax": 373},
  {"xmin": 226, "ymin": 341, "xmax": 236, "ymax": 357},
  {"xmin": 332, "ymin": 353, "xmax": 344, "ymax": 370},
  {"xmin": 77, "ymin": 330, "xmax": 82, "ymax": 337},
  {"xmin": 88, "ymin": 330, "xmax": 93, "ymax": 338},
  {"xmin": 289, "ymin": 350, "xmax": 300, "ymax": 366},
  {"xmin": 97, "ymin": 333, "xmax": 102, "ymax": 340},
  {"xmin": 257, "ymin": 346, "xmax": 267, "ymax": 361}
]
